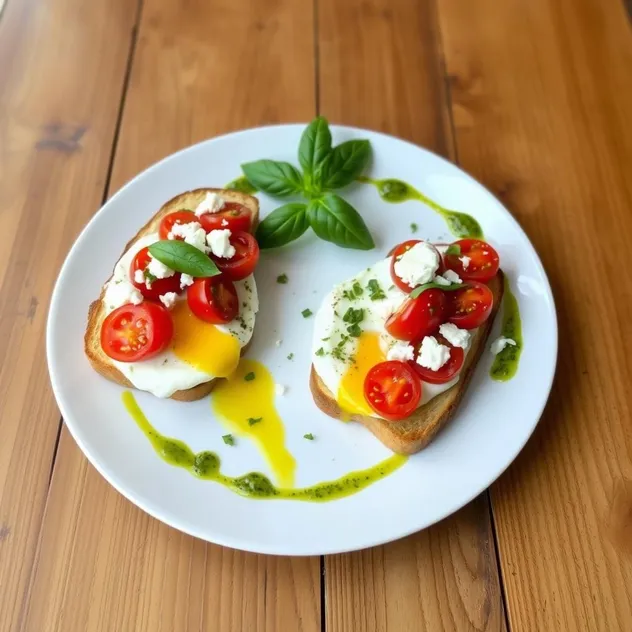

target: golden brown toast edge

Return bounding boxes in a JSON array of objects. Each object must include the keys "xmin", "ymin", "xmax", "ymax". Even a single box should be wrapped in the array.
[
  {"xmin": 309, "ymin": 270, "xmax": 505, "ymax": 454},
  {"xmin": 84, "ymin": 188, "xmax": 259, "ymax": 401}
]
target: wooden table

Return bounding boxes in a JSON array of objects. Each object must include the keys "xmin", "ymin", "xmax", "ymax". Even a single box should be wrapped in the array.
[{"xmin": 2, "ymin": 0, "xmax": 631, "ymax": 629}]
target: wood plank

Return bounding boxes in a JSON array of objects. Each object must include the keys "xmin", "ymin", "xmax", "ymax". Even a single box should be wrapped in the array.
[
  {"xmin": 0, "ymin": 1, "xmax": 138, "ymax": 630},
  {"xmin": 318, "ymin": 1, "xmax": 506, "ymax": 630},
  {"xmin": 20, "ymin": 1, "xmax": 320, "ymax": 631},
  {"xmin": 437, "ymin": 0, "xmax": 632, "ymax": 629}
]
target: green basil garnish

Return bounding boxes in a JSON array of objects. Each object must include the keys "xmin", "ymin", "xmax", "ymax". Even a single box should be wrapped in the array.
[
  {"xmin": 298, "ymin": 116, "xmax": 332, "ymax": 177},
  {"xmin": 147, "ymin": 241, "xmax": 220, "ymax": 278},
  {"xmin": 241, "ymin": 160, "xmax": 303, "ymax": 197},
  {"xmin": 410, "ymin": 281, "xmax": 465, "ymax": 299},
  {"xmin": 315, "ymin": 140, "xmax": 371, "ymax": 190},
  {"xmin": 255, "ymin": 203, "xmax": 309, "ymax": 249},
  {"xmin": 444, "ymin": 244, "xmax": 461, "ymax": 256}
]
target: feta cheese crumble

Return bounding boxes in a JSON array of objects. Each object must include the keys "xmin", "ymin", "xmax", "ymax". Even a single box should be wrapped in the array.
[
  {"xmin": 168, "ymin": 221, "xmax": 207, "ymax": 252},
  {"xmin": 490, "ymin": 336, "xmax": 516, "ymax": 355},
  {"xmin": 459, "ymin": 255, "xmax": 471, "ymax": 269},
  {"xmin": 159, "ymin": 292, "xmax": 178, "ymax": 309},
  {"xmin": 106, "ymin": 280, "xmax": 143, "ymax": 310},
  {"xmin": 275, "ymin": 384, "xmax": 286, "ymax": 396},
  {"xmin": 133, "ymin": 269, "xmax": 145, "ymax": 284},
  {"xmin": 180, "ymin": 273, "xmax": 194, "ymax": 289},
  {"xmin": 442, "ymin": 269, "xmax": 462, "ymax": 284},
  {"xmin": 194, "ymin": 192, "xmax": 225, "ymax": 217},
  {"xmin": 393, "ymin": 242, "xmax": 440, "ymax": 288},
  {"xmin": 386, "ymin": 341, "xmax": 415, "ymax": 362},
  {"xmin": 206, "ymin": 229, "xmax": 235, "ymax": 258},
  {"xmin": 146, "ymin": 256, "xmax": 175, "ymax": 279},
  {"xmin": 417, "ymin": 336, "xmax": 451, "ymax": 371},
  {"xmin": 439, "ymin": 322, "xmax": 471, "ymax": 349}
]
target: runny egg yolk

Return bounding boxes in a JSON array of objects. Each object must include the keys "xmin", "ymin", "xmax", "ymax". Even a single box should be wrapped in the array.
[
  {"xmin": 337, "ymin": 331, "xmax": 386, "ymax": 417},
  {"xmin": 211, "ymin": 359, "xmax": 296, "ymax": 487},
  {"xmin": 170, "ymin": 300, "xmax": 241, "ymax": 377}
]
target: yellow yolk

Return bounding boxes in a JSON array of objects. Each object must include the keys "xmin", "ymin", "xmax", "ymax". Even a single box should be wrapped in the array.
[
  {"xmin": 337, "ymin": 331, "xmax": 386, "ymax": 416},
  {"xmin": 211, "ymin": 359, "xmax": 296, "ymax": 487},
  {"xmin": 170, "ymin": 301, "xmax": 241, "ymax": 377}
]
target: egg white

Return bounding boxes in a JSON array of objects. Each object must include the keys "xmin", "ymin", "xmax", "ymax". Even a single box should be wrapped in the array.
[
  {"xmin": 102, "ymin": 233, "xmax": 258, "ymax": 398},
  {"xmin": 312, "ymin": 257, "xmax": 471, "ymax": 417}
]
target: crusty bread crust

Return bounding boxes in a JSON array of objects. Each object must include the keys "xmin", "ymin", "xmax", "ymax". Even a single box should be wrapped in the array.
[
  {"xmin": 84, "ymin": 188, "xmax": 259, "ymax": 401},
  {"xmin": 309, "ymin": 271, "xmax": 504, "ymax": 454}
]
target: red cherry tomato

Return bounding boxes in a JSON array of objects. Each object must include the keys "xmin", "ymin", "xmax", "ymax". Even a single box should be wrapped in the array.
[
  {"xmin": 158, "ymin": 211, "xmax": 198, "ymax": 240},
  {"xmin": 130, "ymin": 247, "xmax": 182, "ymax": 300},
  {"xmin": 210, "ymin": 231, "xmax": 260, "ymax": 282},
  {"xmin": 443, "ymin": 239, "xmax": 499, "ymax": 283},
  {"xmin": 187, "ymin": 276, "xmax": 239, "ymax": 324},
  {"xmin": 101, "ymin": 302, "xmax": 173, "ymax": 362},
  {"xmin": 448, "ymin": 281, "xmax": 494, "ymax": 329},
  {"xmin": 385, "ymin": 289, "xmax": 447, "ymax": 341},
  {"xmin": 390, "ymin": 240, "xmax": 444, "ymax": 293},
  {"xmin": 364, "ymin": 361, "xmax": 422, "ymax": 421},
  {"xmin": 409, "ymin": 335, "xmax": 464, "ymax": 384},
  {"xmin": 198, "ymin": 202, "xmax": 252, "ymax": 234}
]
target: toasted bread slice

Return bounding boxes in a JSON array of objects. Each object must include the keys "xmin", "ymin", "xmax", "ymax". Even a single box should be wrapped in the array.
[
  {"xmin": 84, "ymin": 188, "xmax": 259, "ymax": 401},
  {"xmin": 310, "ymin": 271, "xmax": 504, "ymax": 454}
]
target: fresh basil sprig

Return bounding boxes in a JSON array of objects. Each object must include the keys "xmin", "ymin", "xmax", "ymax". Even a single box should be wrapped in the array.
[
  {"xmin": 148, "ymin": 241, "xmax": 220, "ymax": 278},
  {"xmin": 410, "ymin": 281, "xmax": 465, "ymax": 298},
  {"xmin": 443, "ymin": 244, "xmax": 461, "ymax": 256},
  {"xmin": 239, "ymin": 117, "xmax": 374, "ymax": 250}
]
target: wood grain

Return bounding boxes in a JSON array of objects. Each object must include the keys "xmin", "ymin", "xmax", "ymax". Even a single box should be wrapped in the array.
[
  {"xmin": 438, "ymin": 0, "xmax": 632, "ymax": 629},
  {"xmin": 21, "ymin": 1, "xmax": 320, "ymax": 631},
  {"xmin": 318, "ymin": 0, "xmax": 506, "ymax": 630},
  {"xmin": 0, "ymin": 1, "xmax": 137, "ymax": 630}
]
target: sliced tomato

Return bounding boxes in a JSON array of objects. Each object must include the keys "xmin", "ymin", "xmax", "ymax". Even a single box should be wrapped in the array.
[
  {"xmin": 443, "ymin": 239, "xmax": 499, "ymax": 282},
  {"xmin": 158, "ymin": 210, "xmax": 198, "ymax": 240},
  {"xmin": 385, "ymin": 289, "xmax": 447, "ymax": 341},
  {"xmin": 364, "ymin": 361, "xmax": 422, "ymax": 421},
  {"xmin": 101, "ymin": 302, "xmax": 173, "ymax": 362},
  {"xmin": 130, "ymin": 247, "xmax": 182, "ymax": 300},
  {"xmin": 389, "ymin": 240, "xmax": 443, "ymax": 293},
  {"xmin": 448, "ymin": 281, "xmax": 494, "ymax": 329},
  {"xmin": 409, "ymin": 335, "xmax": 464, "ymax": 384},
  {"xmin": 210, "ymin": 231, "xmax": 259, "ymax": 282},
  {"xmin": 187, "ymin": 276, "xmax": 239, "ymax": 324},
  {"xmin": 198, "ymin": 202, "xmax": 252, "ymax": 233}
]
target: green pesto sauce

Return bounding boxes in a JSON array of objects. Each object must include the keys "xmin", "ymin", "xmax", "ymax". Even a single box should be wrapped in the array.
[
  {"xmin": 123, "ymin": 392, "xmax": 407, "ymax": 502},
  {"xmin": 225, "ymin": 175, "xmax": 258, "ymax": 195},
  {"xmin": 357, "ymin": 176, "xmax": 483, "ymax": 239},
  {"xmin": 490, "ymin": 275, "xmax": 523, "ymax": 381}
]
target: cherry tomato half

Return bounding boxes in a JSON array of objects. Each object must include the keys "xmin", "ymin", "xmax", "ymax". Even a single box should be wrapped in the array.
[
  {"xmin": 443, "ymin": 239, "xmax": 499, "ymax": 283},
  {"xmin": 158, "ymin": 210, "xmax": 198, "ymax": 240},
  {"xmin": 101, "ymin": 302, "xmax": 173, "ymax": 362},
  {"xmin": 130, "ymin": 247, "xmax": 182, "ymax": 300},
  {"xmin": 448, "ymin": 281, "xmax": 494, "ymax": 329},
  {"xmin": 187, "ymin": 276, "xmax": 239, "ymax": 324},
  {"xmin": 364, "ymin": 361, "xmax": 422, "ymax": 421},
  {"xmin": 198, "ymin": 202, "xmax": 252, "ymax": 234},
  {"xmin": 385, "ymin": 288, "xmax": 447, "ymax": 341},
  {"xmin": 210, "ymin": 231, "xmax": 260, "ymax": 282},
  {"xmin": 409, "ymin": 335, "xmax": 464, "ymax": 384},
  {"xmin": 390, "ymin": 240, "xmax": 444, "ymax": 293}
]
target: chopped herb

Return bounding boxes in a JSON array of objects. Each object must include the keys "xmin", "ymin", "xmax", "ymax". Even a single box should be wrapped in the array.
[
  {"xmin": 248, "ymin": 417, "xmax": 263, "ymax": 426},
  {"xmin": 244, "ymin": 372, "xmax": 256, "ymax": 381},
  {"xmin": 242, "ymin": 301, "xmax": 248, "ymax": 308},
  {"xmin": 343, "ymin": 307, "xmax": 364, "ymax": 324},
  {"xmin": 388, "ymin": 284, "xmax": 395, "ymax": 291},
  {"xmin": 410, "ymin": 222, "xmax": 418, "ymax": 233},
  {"xmin": 352, "ymin": 281, "xmax": 363, "ymax": 297},
  {"xmin": 347, "ymin": 323, "xmax": 362, "ymax": 337},
  {"xmin": 342, "ymin": 288, "xmax": 355, "ymax": 300},
  {"xmin": 321, "ymin": 336, "xmax": 330, "ymax": 341},
  {"xmin": 302, "ymin": 308, "xmax": 313, "ymax": 318},
  {"xmin": 276, "ymin": 273, "xmax": 288, "ymax": 284},
  {"xmin": 222, "ymin": 434, "xmax": 235, "ymax": 446},
  {"xmin": 367, "ymin": 279, "xmax": 386, "ymax": 300},
  {"xmin": 144, "ymin": 270, "xmax": 157, "ymax": 284},
  {"xmin": 444, "ymin": 244, "xmax": 461, "ymax": 256},
  {"xmin": 315, "ymin": 347, "xmax": 325, "ymax": 356},
  {"xmin": 303, "ymin": 433, "xmax": 315, "ymax": 441},
  {"xmin": 287, "ymin": 352, "xmax": 294, "ymax": 360}
]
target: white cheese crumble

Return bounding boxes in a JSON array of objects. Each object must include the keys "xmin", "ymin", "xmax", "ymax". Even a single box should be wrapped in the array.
[
  {"xmin": 459, "ymin": 255, "xmax": 471, "ymax": 269},
  {"xmin": 439, "ymin": 322, "xmax": 471, "ymax": 349},
  {"xmin": 221, "ymin": 218, "xmax": 229, "ymax": 227},
  {"xmin": 393, "ymin": 242, "xmax": 440, "ymax": 288},
  {"xmin": 133, "ymin": 269, "xmax": 145, "ymax": 284},
  {"xmin": 490, "ymin": 336, "xmax": 516, "ymax": 355},
  {"xmin": 194, "ymin": 192, "xmax": 225, "ymax": 216},
  {"xmin": 169, "ymin": 221, "xmax": 207, "ymax": 252},
  {"xmin": 206, "ymin": 229, "xmax": 235, "ymax": 258},
  {"xmin": 275, "ymin": 384, "xmax": 286, "ymax": 396},
  {"xmin": 442, "ymin": 269, "xmax": 462, "ymax": 284},
  {"xmin": 159, "ymin": 292, "xmax": 178, "ymax": 309},
  {"xmin": 386, "ymin": 342, "xmax": 415, "ymax": 362},
  {"xmin": 180, "ymin": 273, "xmax": 194, "ymax": 289},
  {"xmin": 433, "ymin": 274, "xmax": 451, "ymax": 286},
  {"xmin": 417, "ymin": 336, "xmax": 451, "ymax": 371},
  {"xmin": 106, "ymin": 280, "xmax": 143, "ymax": 309},
  {"xmin": 146, "ymin": 256, "xmax": 175, "ymax": 279}
]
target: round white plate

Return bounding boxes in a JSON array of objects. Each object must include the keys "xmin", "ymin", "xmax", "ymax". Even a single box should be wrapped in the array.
[{"xmin": 47, "ymin": 125, "xmax": 557, "ymax": 555}]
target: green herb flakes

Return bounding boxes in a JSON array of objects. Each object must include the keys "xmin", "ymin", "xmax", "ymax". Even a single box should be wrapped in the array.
[
  {"xmin": 367, "ymin": 279, "xmax": 386, "ymax": 300},
  {"xmin": 303, "ymin": 433, "xmax": 315, "ymax": 441},
  {"xmin": 244, "ymin": 372, "xmax": 256, "ymax": 381},
  {"xmin": 276, "ymin": 273, "xmax": 288, "ymax": 284},
  {"xmin": 248, "ymin": 417, "xmax": 263, "ymax": 426},
  {"xmin": 302, "ymin": 308, "xmax": 313, "ymax": 318},
  {"xmin": 222, "ymin": 434, "xmax": 235, "ymax": 446}
]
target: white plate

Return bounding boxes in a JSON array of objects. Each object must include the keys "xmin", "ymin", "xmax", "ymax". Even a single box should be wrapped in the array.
[{"xmin": 47, "ymin": 125, "xmax": 557, "ymax": 555}]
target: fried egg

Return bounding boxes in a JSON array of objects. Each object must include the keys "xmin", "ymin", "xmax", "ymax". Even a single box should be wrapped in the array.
[{"xmin": 102, "ymin": 234, "xmax": 257, "ymax": 398}]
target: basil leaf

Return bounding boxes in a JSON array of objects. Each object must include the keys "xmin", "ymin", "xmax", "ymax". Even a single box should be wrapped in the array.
[
  {"xmin": 255, "ymin": 203, "xmax": 310, "ymax": 249},
  {"xmin": 148, "ymin": 241, "xmax": 220, "ymax": 277},
  {"xmin": 307, "ymin": 194, "xmax": 375, "ymax": 250},
  {"xmin": 298, "ymin": 116, "xmax": 332, "ymax": 176},
  {"xmin": 444, "ymin": 244, "xmax": 461, "ymax": 256},
  {"xmin": 316, "ymin": 140, "xmax": 371, "ymax": 190},
  {"xmin": 410, "ymin": 282, "xmax": 465, "ymax": 299},
  {"xmin": 241, "ymin": 160, "xmax": 303, "ymax": 197}
]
